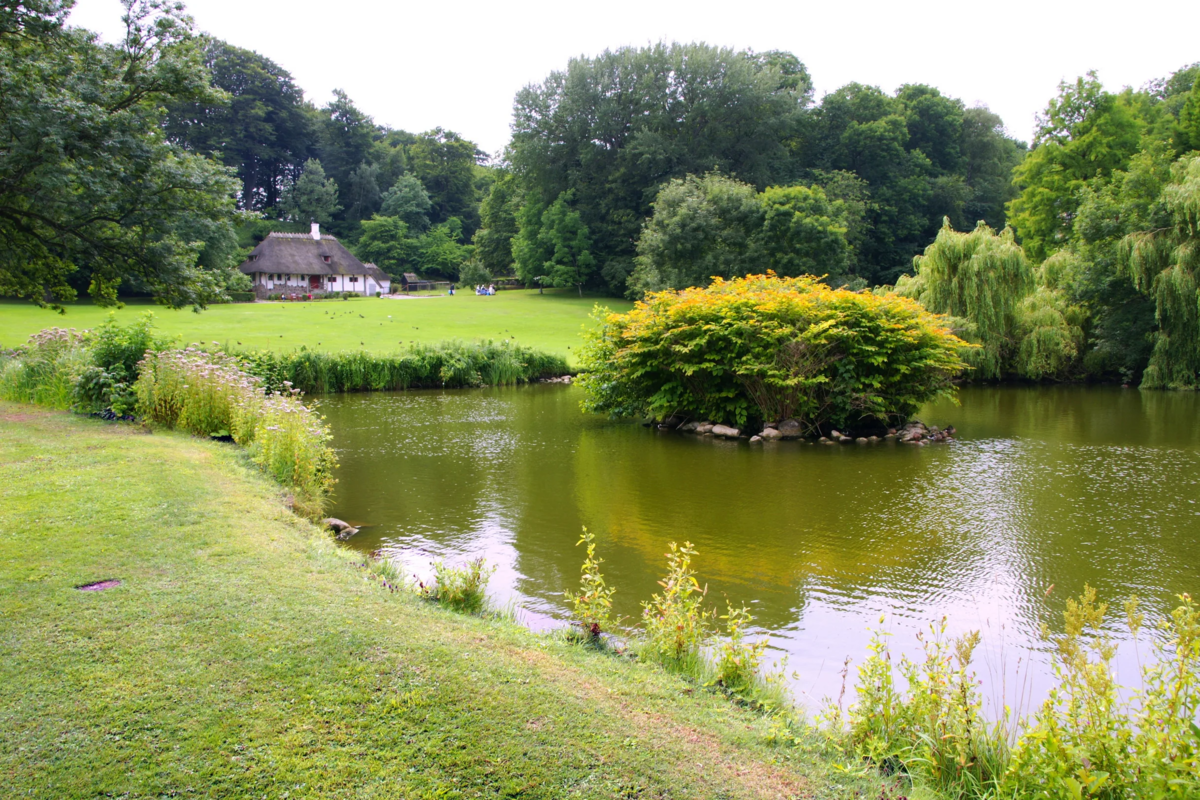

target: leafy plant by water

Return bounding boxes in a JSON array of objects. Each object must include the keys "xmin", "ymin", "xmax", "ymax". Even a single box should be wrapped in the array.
[
  {"xmin": 711, "ymin": 602, "xmax": 770, "ymax": 700},
  {"xmin": 416, "ymin": 557, "xmax": 495, "ymax": 614},
  {"xmin": 640, "ymin": 541, "xmax": 714, "ymax": 673},
  {"xmin": 563, "ymin": 527, "xmax": 617, "ymax": 642}
]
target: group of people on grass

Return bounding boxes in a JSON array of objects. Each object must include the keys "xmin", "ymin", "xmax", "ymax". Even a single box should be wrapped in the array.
[{"xmin": 446, "ymin": 284, "xmax": 497, "ymax": 296}]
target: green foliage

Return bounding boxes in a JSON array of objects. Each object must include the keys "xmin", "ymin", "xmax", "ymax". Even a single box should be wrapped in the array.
[
  {"xmin": 281, "ymin": 158, "xmax": 341, "ymax": 225},
  {"xmin": 900, "ymin": 219, "xmax": 1034, "ymax": 379},
  {"xmin": 1013, "ymin": 287, "xmax": 1085, "ymax": 380},
  {"xmin": 1118, "ymin": 155, "xmax": 1200, "ymax": 388},
  {"xmin": 409, "ymin": 128, "xmax": 481, "ymax": 232},
  {"xmin": 135, "ymin": 346, "xmax": 336, "ymax": 517},
  {"xmin": 564, "ymin": 527, "xmax": 617, "ymax": 642},
  {"xmin": 711, "ymin": 603, "xmax": 768, "ymax": 699},
  {"xmin": 416, "ymin": 557, "xmax": 494, "ymax": 615},
  {"xmin": 629, "ymin": 173, "xmax": 764, "ymax": 296},
  {"xmin": 1173, "ymin": 76, "xmax": 1200, "ymax": 155},
  {"xmin": 234, "ymin": 340, "xmax": 569, "ymax": 394},
  {"xmin": 414, "ymin": 218, "xmax": 473, "ymax": 280},
  {"xmin": 580, "ymin": 274, "xmax": 967, "ymax": 431},
  {"xmin": 536, "ymin": 192, "xmax": 596, "ymax": 295},
  {"xmin": 641, "ymin": 542, "xmax": 713, "ymax": 672},
  {"xmin": 472, "ymin": 170, "xmax": 520, "ymax": 276},
  {"xmin": 457, "ymin": 259, "xmax": 492, "ymax": 288},
  {"xmin": 753, "ymin": 184, "xmax": 851, "ymax": 278},
  {"xmin": 164, "ymin": 37, "xmax": 315, "ymax": 213},
  {"xmin": 74, "ymin": 313, "xmax": 170, "ymax": 414},
  {"xmin": 0, "ymin": 0, "xmax": 244, "ymax": 308},
  {"xmin": 1008, "ymin": 73, "xmax": 1144, "ymax": 263},
  {"xmin": 354, "ymin": 215, "xmax": 417, "ymax": 276},
  {"xmin": 0, "ymin": 328, "xmax": 89, "ymax": 409},
  {"xmin": 379, "ymin": 173, "xmax": 433, "ymax": 231}
]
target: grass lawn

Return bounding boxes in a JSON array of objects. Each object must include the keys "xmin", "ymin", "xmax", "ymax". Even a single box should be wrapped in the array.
[
  {"xmin": 0, "ymin": 403, "xmax": 884, "ymax": 799},
  {"xmin": 0, "ymin": 290, "xmax": 635, "ymax": 364}
]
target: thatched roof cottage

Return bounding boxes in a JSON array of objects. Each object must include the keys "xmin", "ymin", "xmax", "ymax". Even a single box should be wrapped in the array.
[{"xmin": 239, "ymin": 223, "xmax": 390, "ymax": 297}]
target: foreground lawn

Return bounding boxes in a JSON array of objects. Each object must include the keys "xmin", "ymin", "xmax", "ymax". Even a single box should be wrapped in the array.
[
  {"xmin": 0, "ymin": 403, "xmax": 880, "ymax": 799},
  {"xmin": 0, "ymin": 290, "xmax": 634, "ymax": 363}
]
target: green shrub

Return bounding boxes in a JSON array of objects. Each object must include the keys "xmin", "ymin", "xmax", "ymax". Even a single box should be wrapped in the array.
[
  {"xmin": 74, "ymin": 313, "xmax": 170, "ymax": 414},
  {"xmin": 564, "ymin": 527, "xmax": 617, "ymax": 642},
  {"xmin": 579, "ymin": 273, "xmax": 967, "ymax": 431},
  {"xmin": 235, "ymin": 340, "xmax": 569, "ymax": 394},
  {"xmin": 229, "ymin": 292, "xmax": 255, "ymax": 303},
  {"xmin": 711, "ymin": 603, "xmax": 769, "ymax": 700},
  {"xmin": 0, "ymin": 328, "xmax": 90, "ymax": 409},
  {"xmin": 135, "ymin": 347, "xmax": 336, "ymax": 518},
  {"xmin": 640, "ymin": 541, "xmax": 713, "ymax": 673},
  {"xmin": 416, "ymin": 558, "xmax": 494, "ymax": 614}
]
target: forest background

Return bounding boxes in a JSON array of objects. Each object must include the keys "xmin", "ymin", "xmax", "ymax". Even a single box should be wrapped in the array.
[{"xmin": 2, "ymin": 0, "xmax": 1200, "ymax": 386}]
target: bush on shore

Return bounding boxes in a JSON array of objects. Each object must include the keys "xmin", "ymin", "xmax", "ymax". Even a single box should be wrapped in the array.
[{"xmin": 578, "ymin": 273, "xmax": 968, "ymax": 433}]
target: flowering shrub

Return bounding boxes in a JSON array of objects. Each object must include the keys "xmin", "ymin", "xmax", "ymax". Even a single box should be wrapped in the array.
[
  {"xmin": 578, "ymin": 273, "xmax": 968, "ymax": 432},
  {"xmin": 0, "ymin": 328, "xmax": 90, "ymax": 409},
  {"xmin": 136, "ymin": 346, "xmax": 336, "ymax": 517}
]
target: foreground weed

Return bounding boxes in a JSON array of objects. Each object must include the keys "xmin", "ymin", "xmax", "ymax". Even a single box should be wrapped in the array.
[
  {"xmin": 564, "ymin": 527, "xmax": 617, "ymax": 642},
  {"xmin": 641, "ymin": 541, "xmax": 713, "ymax": 674},
  {"xmin": 711, "ymin": 602, "xmax": 769, "ymax": 699},
  {"xmin": 416, "ymin": 557, "xmax": 495, "ymax": 614}
]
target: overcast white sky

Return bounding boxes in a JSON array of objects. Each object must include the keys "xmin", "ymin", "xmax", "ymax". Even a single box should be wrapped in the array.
[{"xmin": 69, "ymin": 0, "xmax": 1200, "ymax": 155}]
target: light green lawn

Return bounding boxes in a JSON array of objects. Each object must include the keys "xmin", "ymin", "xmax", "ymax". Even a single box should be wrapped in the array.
[
  {"xmin": 0, "ymin": 290, "xmax": 634, "ymax": 363},
  {"xmin": 0, "ymin": 403, "xmax": 884, "ymax": 799}
]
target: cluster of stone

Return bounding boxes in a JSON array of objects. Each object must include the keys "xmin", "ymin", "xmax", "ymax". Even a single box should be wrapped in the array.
[
  {"xmin": 539, "ymin": 375, "xmax": 574, "ymax": 384},
  {"xmin": 324, "ymin": 517, "xmax": 360, "ymax": 540},
  {"xmin": 659, "ymin": 417, "xmax": 956, "ymax": 445}
]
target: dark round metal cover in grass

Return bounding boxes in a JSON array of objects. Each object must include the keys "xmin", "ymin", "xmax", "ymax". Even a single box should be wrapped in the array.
[{"xmin": 75, "ymin": 579, "xmax": 121, "ymax": 591}]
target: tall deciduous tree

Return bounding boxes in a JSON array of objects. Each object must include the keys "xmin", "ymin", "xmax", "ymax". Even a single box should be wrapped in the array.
[
  {"xmin": 751, "ymin": 185, "xmax": 850, "ymax": 279},
  {"xmin": 409, "ymin": 128, "xmax": 482, "ymax": 232},
  {"xmin": 380, "ymin": 173, "xmax": 432, "ymax": 231},
  {"xmin": 164, "ymin": 37, "xmax": 314, "ymax": 212},
  {"xmin": 537, "ymin": 193, "xmax": 595, "ymax": 296},
  {"xmin": 1007, "ymin": 73, "xmax": 1143, "ymax": 263},
  {"xmin": 0, "ymin": 0, "xmax": 243, "ymax": 308},
  {"xmin": 354, "ymin": 215, "xmax": 416, "ymax": 276},
  {"xmin": 472, "ymin": 170, "xmax": 520, "ymax": 275}
]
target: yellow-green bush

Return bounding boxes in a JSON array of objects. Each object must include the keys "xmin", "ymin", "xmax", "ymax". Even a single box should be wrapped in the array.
[{"xmin": 579, "ymin": 273, "xmax": 968, "ymax": 431}]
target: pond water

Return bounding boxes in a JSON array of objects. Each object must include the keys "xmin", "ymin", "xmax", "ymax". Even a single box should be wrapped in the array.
[{"xmin": 322, "ymin": 385, "xmax": 1200, "ymax": 713}]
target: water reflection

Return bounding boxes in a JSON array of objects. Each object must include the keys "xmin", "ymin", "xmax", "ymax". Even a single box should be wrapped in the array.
[{"xmin": 323, "ymin": 384, "xmax": 1200, "ymax": 710}]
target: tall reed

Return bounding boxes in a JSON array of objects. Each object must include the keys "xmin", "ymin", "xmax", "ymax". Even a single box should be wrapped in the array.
[{"xmin": 234, "ymin": 340, "xmax": 570, "ymax": 394}]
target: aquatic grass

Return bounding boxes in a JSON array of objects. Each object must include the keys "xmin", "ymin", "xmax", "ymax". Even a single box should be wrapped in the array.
[
  {"xmin": 0, "ymin": 328, "xmax": 90, "ymax": 409},
  {"xmin": 234, "ymin": 339, "xmax": 570, "ymax": 394},
  {"xmin": 135, "ymin": 346, "xmax": 336, "ymax": 517},
  {"xmin": 415, "ymin": 557, "xmax": 495, "ymax": 615}
]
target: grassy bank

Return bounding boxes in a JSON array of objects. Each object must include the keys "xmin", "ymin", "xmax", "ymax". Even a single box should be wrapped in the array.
[
  {"xmin": 0, "ymin": 290, "xmax": 635, "ymax": 363},
  {"xmin": 0, "ymin": 403, "xmax": 882, "ymax": 799}
]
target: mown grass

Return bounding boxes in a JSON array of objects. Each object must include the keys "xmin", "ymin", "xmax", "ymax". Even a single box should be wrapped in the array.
[
  {"xmin": 0, "ymin": 402, "xmax": 885, "ymax": 799},
  {"xmin": 0, "ymin": 290, "xmax": 634, "ymax": 364}
]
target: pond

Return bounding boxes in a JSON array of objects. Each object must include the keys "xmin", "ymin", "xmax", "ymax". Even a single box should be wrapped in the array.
[{"xmin": 322, "ymin": 384, "xmax": 1200, "ymax": 713}]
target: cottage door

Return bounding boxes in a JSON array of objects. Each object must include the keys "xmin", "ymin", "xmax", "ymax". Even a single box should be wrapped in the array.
[{"xmin": 309, "ymin": 276, "xmax": 320, "ymax": 290}]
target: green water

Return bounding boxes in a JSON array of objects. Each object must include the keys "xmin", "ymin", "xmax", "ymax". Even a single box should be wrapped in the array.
[{"xmin": 323, "ymin": 385, "xmax": 1200, "ymax": 708}]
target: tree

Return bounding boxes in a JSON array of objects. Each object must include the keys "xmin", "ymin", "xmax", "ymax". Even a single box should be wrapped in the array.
[
  {"xmin": 164, "ymin": 37, "xmax": 314, "ymax": 212},
  {"xmin": 898, "ymin": 219, "xmax": 1034, "ymax": 378},
  {"xmin": 280, "ymin": 159, "xmax": 340, "ymax": 225},
  {"xmin": 315, "ymin": 90, "xmax": 377, "ymax": 192},
  {"xmin": 472, "ymin": 170, "xmax": 520, "ymax": 275},
  {"xmin": 379, "ymin": 173, "xmax": 432, "ymax": 231},
  {"xmin": 0, "ymin": 0, "xmax": 244, "ymax": 308},
  {"xmin": 751, "ymin": 185, "xmax": 850, "ymax": 279},
  {"xmin": 511, "ymin": 43, "xmax": 809, "ymax": 290},
  {"xmin": 538, "ymin": 193, "xmax": 596, "ymax": 296},
  {"xmin": 1119, "ymin": 154, "xmax": 1200, "ymax": 388},
  {"xmin": 629, "ymin": 174, "xmax": 764, "ymax": 296},
  {"xmin": 354, "ymin": 215, "xmax": 416, "ymax": 276},
  {"xmin": 414, "ymin": 218, "xmax": 472, "ymax": 280},
  {"xmin": 960, "ymin": 106, "xmax": 1025, "ymax": 228},
  {"xmin": 1007, "ymin": 73, "xmax": 1143, "ymax": 263},
  {"xmin": 409, "ymin": 128, "xmax": 482, "ymax": 232},
  {"xmin": 342, "ymin": 161, "xmax": 382, "ymax": 222},
  {"xmin": 1175, "ymin": 77, "xmax": 1200, "ymax": 155}
]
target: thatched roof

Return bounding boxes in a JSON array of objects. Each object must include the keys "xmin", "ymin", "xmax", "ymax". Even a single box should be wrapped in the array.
[
  {"xmin": 239, "ymin": 232, "xmax": 369, "ymax": 276},
  {"xmin": 363, "ymin": 263, "xmax": 391, "ymax": 282}
]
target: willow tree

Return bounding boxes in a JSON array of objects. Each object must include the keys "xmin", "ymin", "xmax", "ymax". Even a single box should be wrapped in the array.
[
  {"xmin": 1119, "ymin": 155, "xmax": 1200, "ymax": 388},
  {"xmin": 897, "ymin": 219, "xmax": 1033, "ymax": 378}
]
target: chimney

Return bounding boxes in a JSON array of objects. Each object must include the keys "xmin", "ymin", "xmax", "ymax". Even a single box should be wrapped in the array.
[{"xmin": 311, "ymin": 221, "xmax": 321, "ymax": 240}]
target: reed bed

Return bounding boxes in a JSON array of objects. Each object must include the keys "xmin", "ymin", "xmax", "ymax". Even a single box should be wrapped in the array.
[
  {"xmin": 234, "ymin": 340, "xmax": 570, "ymax": 394},
  {"xmin": 136, "ymin": 347, "xmax": 336, "ymax": 517}
]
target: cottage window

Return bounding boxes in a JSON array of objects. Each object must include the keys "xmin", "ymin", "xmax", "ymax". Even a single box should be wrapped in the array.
[
  {"xmin": 323, "ymin": 256, "xmax": 331, "ymax": 264},
  {"xmin": 349, "ymin": 276, "xmax": 358, "ymax": 284}
]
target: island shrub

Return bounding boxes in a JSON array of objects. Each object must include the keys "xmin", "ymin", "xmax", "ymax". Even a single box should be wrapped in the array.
[
  {"xmin": 578, "ymin": 274, "xmax": 968, "ymax": 432},
  {"xmin": 236, "ymin": 340, "xmax": 570, "ymax": 394}
]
